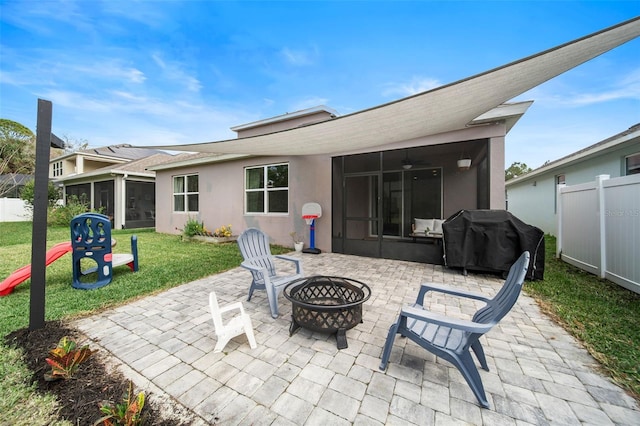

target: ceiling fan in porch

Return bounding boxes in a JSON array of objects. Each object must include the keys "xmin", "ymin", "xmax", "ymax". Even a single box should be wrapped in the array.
[{"xmin": 401, "ymin": 149, "xmax": 429, "ymax": 170}]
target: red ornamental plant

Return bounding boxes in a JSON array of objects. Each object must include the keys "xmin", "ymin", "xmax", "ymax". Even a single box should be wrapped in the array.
[
  {"xmin": 96, "ymin": 380, "xmax": 146, "ymax": 426},
  {"xmin": 44, "ymin": 336, "xmax": 94, "ymax": 381}
]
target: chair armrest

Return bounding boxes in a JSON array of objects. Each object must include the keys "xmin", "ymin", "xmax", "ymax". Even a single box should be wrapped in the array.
[
  {"xmin": 416, "ymin": 282, "xmax": 490, "ymax": 305},
  {"xmin": 275, "ymin": 255, "xmax": 303, "ymax": 274},
  {"xmin": 220, "ymin": 302, "xmax": 245, "ymax": 315},
  {"xmin": 240, "ymin": 260, "xmax": 268, "ymax": 274},
  {"xmin": 401, "ymin": 305, "xmax": 493, "ymax": 334}
]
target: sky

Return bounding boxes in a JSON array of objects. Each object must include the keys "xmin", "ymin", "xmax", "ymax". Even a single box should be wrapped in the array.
[{"xmin": 1, "ymin": 1, "xmax": 639, "ymax": 169}]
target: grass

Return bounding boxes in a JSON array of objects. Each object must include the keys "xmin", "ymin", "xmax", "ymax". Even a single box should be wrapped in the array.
[
  {"xmin": 0, "ymin": 223, "xmax": 638, "ymax": 421},
  {"xmin": 0, "ymin": 222, "xmax": 292, "ymax": 337},
  {"xmin": 524, "ymin": 235, "xmax": 640, "ymax": 399},
  {"xmin": 0, "ymin": 221, "xmax": 289, "ymax": 424}
]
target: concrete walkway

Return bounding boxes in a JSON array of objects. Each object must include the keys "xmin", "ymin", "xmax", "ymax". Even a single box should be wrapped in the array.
[{"xmin": 74, "ymin": 253, "xmax": 639, "ymax": 425}]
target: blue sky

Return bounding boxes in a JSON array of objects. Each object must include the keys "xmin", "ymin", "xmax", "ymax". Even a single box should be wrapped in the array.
[{"xmin": 1, "ymin": 1, "xmax": 638, "ymax": 169}]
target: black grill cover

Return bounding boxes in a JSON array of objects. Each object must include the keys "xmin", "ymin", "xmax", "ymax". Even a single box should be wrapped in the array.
[{"xmin": 442, "ymin": 210, "xmax": 544, "ymax": 280}]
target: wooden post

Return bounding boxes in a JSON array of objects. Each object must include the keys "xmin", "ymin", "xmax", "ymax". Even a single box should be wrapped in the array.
[{"xmin": 29, "ymin": 99, "xmax": 52, "ymax": 330}]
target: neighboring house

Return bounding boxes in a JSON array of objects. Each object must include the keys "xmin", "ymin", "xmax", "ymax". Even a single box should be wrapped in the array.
[
  {"xmin": 50, "ymin": 144, "xmax": 172, "ymax": 229},
  {"xmin": 506, "ymin": 123, "xmax": 640, "ymax": 235},
  {"xmin": 150, "ymin": 103, "xmax": 530, "ymax": 264}
]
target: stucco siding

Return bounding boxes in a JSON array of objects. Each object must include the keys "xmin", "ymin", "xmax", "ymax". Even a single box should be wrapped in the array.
[{"xmin": 155, "ymin": 155, "xmax": 333, "ymax": 252}]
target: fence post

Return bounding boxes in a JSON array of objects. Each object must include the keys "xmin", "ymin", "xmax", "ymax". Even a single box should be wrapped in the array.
[
  {"xmin": 596, "ymin": 175, "xmax": 609, "ymax": 279},
  {"xmin": 556, "ymin": 183, "xmax": 566, "ymax": 258}
]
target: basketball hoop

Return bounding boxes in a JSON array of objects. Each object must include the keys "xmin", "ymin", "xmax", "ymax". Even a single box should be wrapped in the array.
[
  {"xmin": 301, "ymin": 202, "xmax": 322, "ymax": 254},
  {"xmin": 303, "ymin": 215, "xmax": 318, "ymax": 226}
]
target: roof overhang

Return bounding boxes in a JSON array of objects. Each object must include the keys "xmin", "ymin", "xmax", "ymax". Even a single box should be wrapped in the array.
[
  {"xmin": 54, "ymin": 169, "xmax": 155, "ymax": 184},
  {"xmin": 144, "ymin": 17, "xmax": 640, "ymax": 157}
]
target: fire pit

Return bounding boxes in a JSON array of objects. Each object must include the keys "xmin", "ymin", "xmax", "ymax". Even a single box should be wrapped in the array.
[{"xmin": 283, "ymin": 276, "xmax": 371, "ymax": 349}]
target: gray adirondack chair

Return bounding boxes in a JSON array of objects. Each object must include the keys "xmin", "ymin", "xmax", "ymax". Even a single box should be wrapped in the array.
[
  {"xmin": 379, "ymin": 251, "xmax": 530, "ymax": 408},
  {"xmin": 237, "ymin": 228, "xmax": 304, "ymax": 318}
]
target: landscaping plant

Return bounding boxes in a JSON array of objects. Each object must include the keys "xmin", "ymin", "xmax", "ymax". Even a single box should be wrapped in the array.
[
  {"xmin": 44, "ymin": 336, "xmax": 94, "ymax": 381},
  {"xmin": 96, "ymin": 380, "xmax": 145, "ymax": 426}
]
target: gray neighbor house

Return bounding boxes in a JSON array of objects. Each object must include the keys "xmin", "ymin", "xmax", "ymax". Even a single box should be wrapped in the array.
[
  {"xmin": 144, "ymin": 18, "xmax": 640, "ymax": 265},
  {"xmin": 506, "ymin": 123, "xmax": 640, "ymax": 236}
]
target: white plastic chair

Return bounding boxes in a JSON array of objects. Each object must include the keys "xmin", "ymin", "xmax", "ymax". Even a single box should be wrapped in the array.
[{"xmin": 209, "ymin": 291, "xmax": 257, "ymax": 353}]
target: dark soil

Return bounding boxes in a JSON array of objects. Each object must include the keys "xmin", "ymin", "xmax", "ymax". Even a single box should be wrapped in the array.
[{"xmin": 5, "ymin": 321, "xmax": 190, "ymax": 425}]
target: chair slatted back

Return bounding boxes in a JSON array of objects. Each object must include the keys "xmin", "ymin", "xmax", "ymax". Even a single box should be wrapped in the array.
[
  {"xmin": 237, "ymin": 228, "xmax": 277, "ymax": 281},
  {"xmin": 472, "ymin": 251, "xmax": 530, "ymax": 325}
]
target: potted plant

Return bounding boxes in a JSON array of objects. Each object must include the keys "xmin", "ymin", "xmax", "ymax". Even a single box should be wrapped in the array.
[{"xmin": 290, "ymin": 232, "xmax": 304, "ymax": 252}]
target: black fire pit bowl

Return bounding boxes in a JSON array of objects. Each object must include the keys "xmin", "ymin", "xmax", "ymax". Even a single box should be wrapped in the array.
[{"xmin": 283, "ymin": 275, "xmax": 371, "ymax": 349}]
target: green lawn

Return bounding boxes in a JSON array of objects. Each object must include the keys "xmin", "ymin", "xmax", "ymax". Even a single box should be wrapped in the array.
[
  {"xmin": 0, "ymin": 223, "xmax": 252, "ymax": 337},
  {"xmin": 524, "ymin": 236, "xmax": 640, "ymax": 399},
  {"xmin": 0, "ymin": 222, "xmax": 638, "ymax": 423}
]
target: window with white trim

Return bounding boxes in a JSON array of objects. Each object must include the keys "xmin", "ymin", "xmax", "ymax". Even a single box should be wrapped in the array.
[
  {"xmin": 626, "ymin": 153, "xmax": 640, "ymax": 175},
  {"xmin": 173, "ymin": 174, "xmax": 199, "ymax": 212},
  {"xmin": 245, "ymin": 163, "xmax": 288, "ymax": 214},
  {"xmin": 52, "ymin": 161, "xmax": 63, "ymax": 177}
]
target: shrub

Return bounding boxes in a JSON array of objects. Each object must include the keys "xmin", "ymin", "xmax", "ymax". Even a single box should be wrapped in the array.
[
  {"xmin": 44, "ymin": 336, "xmax": 94, "ymax": 381},
  {"xmin": 47, "ymin": 195, "xmax": 103, "ymax": 227},
  {"xmin": 182, "ymin": 217, "xmax": 205, "ymax": 237},
  {"xmin": 20, "ymin": 179, "xmax": 60, "ymax": 208},
  {"xmin": 96, "ymin": 381, "xmax": 145, "ymax": 426}
]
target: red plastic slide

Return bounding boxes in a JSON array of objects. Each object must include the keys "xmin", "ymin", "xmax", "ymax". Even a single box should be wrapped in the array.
[{"xmin": 0, "ymin": 242, "xmax": 72, "ymax": 296}]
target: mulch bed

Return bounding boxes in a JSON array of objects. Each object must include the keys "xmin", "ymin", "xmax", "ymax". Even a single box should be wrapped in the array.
[{"xmin": 5, "ymin": 320, "xmax": 192, "ymax": 425}]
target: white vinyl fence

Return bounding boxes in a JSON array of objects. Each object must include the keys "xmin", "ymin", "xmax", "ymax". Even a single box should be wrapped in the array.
[
  {"xmin": 557, "ymin": 174, "xmax": 640, "ymax": 294},
  {"xmin": 0, "ymin": 197, "xmax": 31, "ymax": 222}
]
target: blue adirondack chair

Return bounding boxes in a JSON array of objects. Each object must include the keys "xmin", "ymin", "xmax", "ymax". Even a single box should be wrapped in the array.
[
  {"xmin": 70, "ymin": 213, "xmax": 139, "ymax": 290},
  {"xmin": 237, "ymin": 228, "xmax": 304, "ymax": 318},
  {"xmin": 380, "ymin": 251, "xmax": 530, "ymax": 408}
]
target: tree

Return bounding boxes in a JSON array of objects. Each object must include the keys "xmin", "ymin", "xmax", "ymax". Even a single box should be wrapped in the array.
[
  {"xmin": 0, "ymin": 118, "xmax": 36, "ymax": 175},
  {"xmin": 20, "ymin": 178, "xmax": 60, "ymax": 207},
  {"xmin": 505, "ymin": 162, "xmax": 532, "ymax": 180},
  {"xmin": 0, "ymin": 118, "xmax": 36, "ymax": 197}
]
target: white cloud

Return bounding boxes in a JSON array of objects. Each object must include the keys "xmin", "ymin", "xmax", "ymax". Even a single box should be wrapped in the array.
[
  {"xmin": 280, "ymin": 47, "xmax": 316, "ymax": 66},
  {"xmin": 151, "ymin": 52, "xmax": 202, "ymax": 93},
  {"xmin": 74, "ymin": 62, "xmax": 147, "ymax": 84},
  {"xmin": 382, "ymin": 76, "xmax": 442, "ymax": 98}
]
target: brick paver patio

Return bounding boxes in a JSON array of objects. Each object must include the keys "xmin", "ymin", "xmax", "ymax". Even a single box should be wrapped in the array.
[{"xmin": 74, "ymin": 252, "xmax": 640, "ymax": 425}]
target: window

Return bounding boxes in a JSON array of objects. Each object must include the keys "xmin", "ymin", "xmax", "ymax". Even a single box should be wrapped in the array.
[
  {"xmin": 52, "ymin": 161, "xmax": 63, "ymax": 177},
  {"xmin": 626, "ymin": 153, "xmax": 640, "ymax": 175},
  {"xmin": 173, "ymin": 174, "xmax": 199, "ymax": 212},
  {"xmin": 245, "ymin": 163, "xmax": 288, "ymax": 214}
]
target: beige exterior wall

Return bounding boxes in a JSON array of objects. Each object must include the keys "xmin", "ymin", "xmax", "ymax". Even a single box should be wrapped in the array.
[
  {"xmin": 155, "ymin": 121, "xmax": 510, "ymax": 253},
  {"xmin": 488, "ymin": 134, "xmax": 506, "ymax": 208},
  {"xmin": 155, "ymin": 155, "xmax": 333, "ymax": 252}
]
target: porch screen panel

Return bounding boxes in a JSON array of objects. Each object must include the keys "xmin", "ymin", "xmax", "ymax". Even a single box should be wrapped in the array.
[
  {"xmin": 383, "ymin": 172, "xmax": 402, "ymax": 237},
  {"xmin": 126, "ymin": 181, "xmax": 155, "ymax": 228},
  {"xmin": 65, "ymin": 183, "xmax": 91, "ymax": 206},
  {"xmin": 403, "ymin": 168, "xmax": 442, "ymax": 237},
  {"xmin": 345, "ymin": 175, "xmax": 378, "ymax": 239},
  {"xmin": 94, "ymin": 180, "xmax": 114, "ymax": 220}
]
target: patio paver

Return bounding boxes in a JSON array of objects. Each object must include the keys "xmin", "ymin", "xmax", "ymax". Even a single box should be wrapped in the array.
[{"xmin": 73, "ymin": 252, "xmax": 640, "ymax": 425}]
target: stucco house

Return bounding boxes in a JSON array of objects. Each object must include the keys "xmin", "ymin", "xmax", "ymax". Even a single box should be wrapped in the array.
[
  {"xmin": 145, "ymin": 18, "xmax": 639, "ymax": 264},
  {"xmin": 50, "ymin": 144, "xmax": 172, "ymax": 229},
  {"xmin": 506, "ymin": 123, "xmax": 640, "ymax": 235},
  {"xmin": 150, "ymin": 102, "xmax": 529, "ymax": 264}
]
